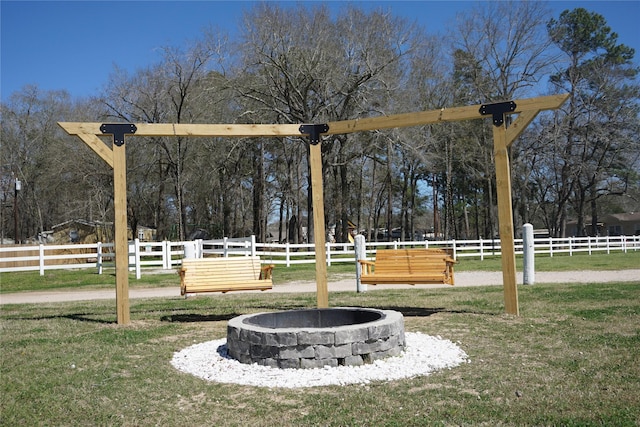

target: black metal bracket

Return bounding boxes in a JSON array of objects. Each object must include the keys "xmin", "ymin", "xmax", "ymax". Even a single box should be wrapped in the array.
[
  {"xmin": 299, "ymin": 124, "xmax": 329, "ymax": 145},
  {"xmin": 479, "ymin": 101, "xmax": 517, "ymax": 127},
  {"xmin": 100, "ymin": 123, "xmax": 137, "ymax": 146}
]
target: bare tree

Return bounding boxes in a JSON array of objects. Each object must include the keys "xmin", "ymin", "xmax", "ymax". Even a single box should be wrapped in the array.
[
  {"xmin": 453, "ymin": 0, "xmax": 556, "ymax": 101},
  {"xmin": 236, "ymin": 3, "xmax": 428, "ymax": 242},
  {"xmin": 447, "ymin": 0, "xmax": 558, "ymax": 237},
  {"xmin": 102, "ymin": 34, "xmax": 230, "ymax": 240}
]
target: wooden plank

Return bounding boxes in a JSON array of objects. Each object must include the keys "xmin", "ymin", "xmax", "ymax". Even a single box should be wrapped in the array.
[
  {"xmin": 368, "ymin": 269, "xmax": 448, "ymax": 273},
  {"xmin": 374, "ymin": 258, "xmax": 450, "ymax": 264},
  {"xmin": 184, "ymin": 280, "xmax": 269, "ymax": 286},
  {"xmin": 361, "ymin": 275, "xmax": 447, "ymax": 280},
  {"xmin": 361, "ymin": 277, "xmax": 452, "ymax": 285},
  {"xmin": 181, "ymin": 282, "xmax": 272, "ymax": 293},
  {"xmin": 185, "ymin": 280, "xmax": 272, "ymax": 292}
]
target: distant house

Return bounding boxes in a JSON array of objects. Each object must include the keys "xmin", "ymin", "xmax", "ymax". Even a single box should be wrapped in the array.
[
  {"xmin": 44, "ymin": 219, "xmax": 110, "ymax": 243},
  {"xmin": 566, "ymin": 212, "xmax": 640, "ymax": 237},
  {"xmin": 601, "ymin": 212, "xmax": 640, "ymax": 236},
  {"xmin": 42, "ymin": 219, "xmax": 156, "ymax": 244}
]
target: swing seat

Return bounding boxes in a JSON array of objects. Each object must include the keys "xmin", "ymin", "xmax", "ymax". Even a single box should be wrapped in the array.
[
  {"xmin": 179, "ymin": 256, "xmax": 274, "ymax": 296},
  {"xmin": 359, "ymin": 248, "xmax": 456, "ymax": 286}
]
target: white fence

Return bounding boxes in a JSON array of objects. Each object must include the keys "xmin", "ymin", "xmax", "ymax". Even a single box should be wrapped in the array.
[{"xmin": 1, "ymin": 235, "xmax": 638, "ymax": 278}]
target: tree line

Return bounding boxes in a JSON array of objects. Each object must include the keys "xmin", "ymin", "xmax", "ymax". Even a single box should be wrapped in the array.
[{"xmin": 1, "ymin": 2, "xmax": 639, "ymax": 244}]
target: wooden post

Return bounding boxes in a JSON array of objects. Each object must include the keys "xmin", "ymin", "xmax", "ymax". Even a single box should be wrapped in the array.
[
  {"xmin": 113, "ymin": 143, "xmax": 130, "ymax": 325},
  {"xmin": 309, "ymin": 142, "xmax": 329, "ymax": 308},
  {"xmin": 493, "ymin": 123, "xmax": 519, "ymax": 315}
]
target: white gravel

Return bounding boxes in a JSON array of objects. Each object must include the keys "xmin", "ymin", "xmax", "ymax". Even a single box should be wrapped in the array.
[{"xmin": 171, "ymin": 332, "xmax": 468, "ymax": 388}]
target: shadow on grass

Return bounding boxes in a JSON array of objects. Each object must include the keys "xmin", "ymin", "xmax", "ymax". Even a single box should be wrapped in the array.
[
  {"xmin": 2, "ymin": 303, "xmax": 493, "ymax": 325},
  {"xmin": 160, "ymin": 301, "xmax": 316, "ymax": 323},
  {"xmin": 161, "ymin": 306, "xmax": 493, "ymax": 323},
  {"xmin": 161, "ymin": 313, "xmax": 238, "ymax": 322},
  {"xmin": 5, "ymin": 313, "xmax": 116, "ymax": 324},
  {"xmin": 380, "ymin": 306, "xmax": 497, "ymax": 317}
]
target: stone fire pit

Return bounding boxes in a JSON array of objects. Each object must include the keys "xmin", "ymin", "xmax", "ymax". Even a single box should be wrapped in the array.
[{"xmin": 226, "ymin": 307, "xmax": 405, "ymax": 369}]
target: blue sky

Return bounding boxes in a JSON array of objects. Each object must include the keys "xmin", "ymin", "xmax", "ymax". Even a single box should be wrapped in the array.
[{"xmin": 1, "ymin": 1, "xmax": 639, "ymax": 102}]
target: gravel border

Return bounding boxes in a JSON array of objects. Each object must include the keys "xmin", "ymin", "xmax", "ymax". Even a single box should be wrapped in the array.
[{"xmin": 171, "ymin": 332, "xmax": 468, "ymax": 388}]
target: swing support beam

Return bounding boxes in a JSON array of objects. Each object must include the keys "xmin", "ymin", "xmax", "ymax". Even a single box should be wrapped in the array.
[{"xmin": 59, "ymin": 93, "xmax": 568, "ymax": 324}]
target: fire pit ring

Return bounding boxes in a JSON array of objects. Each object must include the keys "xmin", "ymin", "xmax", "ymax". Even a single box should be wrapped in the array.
[{"xmin": 227, "ymin": 307, "xmax": 405, "ymax": 369}]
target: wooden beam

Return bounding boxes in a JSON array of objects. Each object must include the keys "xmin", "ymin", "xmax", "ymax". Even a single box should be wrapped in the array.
[
  {"xmin": 493, "ymin": 123, "xmax": 519, "ymax": 316},
  {"xmin": 59, "ymin": 122, "xmax": 304, "ymax": 138},
  {"xmin": 309, "ymin": 143, "xmax": 329, "ymax": 308},
  {"xmin": 506, "ymin": 109, "xmax": 540, "ymax": 147},
  {"xmin": 112, "ymin": 143, "xmax": 130, "ymax": 325},
  {"xmin": 327, "ymin": 94, "xmax": 570, "ymax": 135},
  {"xmin": 75, "ymin": 133, "xmax": 114, "ymax": 168},
  {"xmin": 58, "ymin": 94, "xmax": 569, "ymax": 140},
  {"xmin": 327, "ymin": 106, "xmax": 482, "ymax": 134},
  {"xmin": 512, "ymin": 93, "xmax": 569, "ymax": 113}
]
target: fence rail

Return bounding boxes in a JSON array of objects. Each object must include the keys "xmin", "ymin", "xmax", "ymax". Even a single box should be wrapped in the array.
[{"xmin": 1, "ymin": 235, "xmax": 638, "ymax": 278}]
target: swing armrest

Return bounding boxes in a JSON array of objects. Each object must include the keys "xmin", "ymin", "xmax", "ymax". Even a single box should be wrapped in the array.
[{"xmin": 358, "ymin": 259, "xmax": 375, "ymax": 276}]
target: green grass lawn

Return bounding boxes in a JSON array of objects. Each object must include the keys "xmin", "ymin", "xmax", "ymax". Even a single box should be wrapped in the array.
[{"xmin": 1, "ymin": 280, "xmax": 639, "ymax": 425}]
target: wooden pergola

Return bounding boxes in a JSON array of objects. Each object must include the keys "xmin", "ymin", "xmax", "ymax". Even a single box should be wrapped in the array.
[{"xmin": 59, "ymin": 93, "xmax": 569, "ymax": 324}]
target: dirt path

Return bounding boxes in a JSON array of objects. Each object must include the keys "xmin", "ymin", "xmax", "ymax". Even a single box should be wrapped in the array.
[{"xmin": 1, "ymin": 269, "xmax": 638, "ymax": 305}]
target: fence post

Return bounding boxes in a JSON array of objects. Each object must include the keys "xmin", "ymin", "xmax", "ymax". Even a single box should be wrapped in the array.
[
  {"xmin": 161, "ymin": 241, "xmax": 168, "ymax": 269},
  {"xmin": 97, "ymin": 242, "xmax": 103, "ymax": 275},
  {"xmin": 324, "ymin": 242, "xmax": 331, "ymax": 266},
  {"xmin": 286, "ymin": 241, "xmax": 291, "ymax": 267},
  {"xmin": 549, "ymin": 237, "xmax": 554, "ymax": 257},
  {"xmin": 523, "ymin": 224, "xmax": 535, "ymax": 285},
  {"xmin": 354, "ymin": 234, "xmax": 367, "ymax": 293},
  {"xmin": 161, "ymin": 241, "xmax": 166, "ymax": 269},
  {"xmin": 134, "ymin": 238, "xmax": 141, "ymax": 279},
  {"xmin": 569, "ymin": 236, "xmax": 573, "ymax": 256},
  {"xmin": 251, "ymin": 235, "xmax": 257, "ymax": 257},
  {"xmin": 196, "ymin": 239, "xmax": 204, "ymax": 258},
  {"xmin": 39, "ymin": 244, "xmax": 45, "ymax": 276}
]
